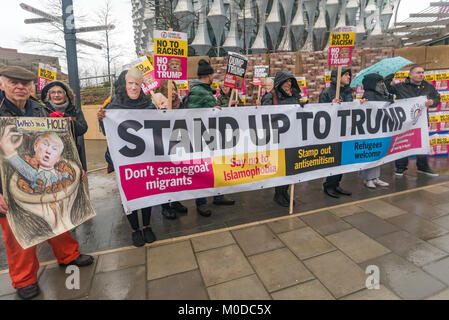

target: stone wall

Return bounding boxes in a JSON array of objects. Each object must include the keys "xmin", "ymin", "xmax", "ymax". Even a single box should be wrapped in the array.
[{"xmin": 210, "ymin": 47, "xmax": 394, "ymax": 105}]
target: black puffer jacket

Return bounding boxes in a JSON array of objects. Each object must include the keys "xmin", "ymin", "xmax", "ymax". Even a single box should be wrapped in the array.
[
  {"xmin": 41, "ymin": 81, "xmax": 88, "ymax": 170},
  {"xmin": 261, "ymin": 70, "xmax": 302, "ymax": 106},
  {"xmin": 362, "ymin": 73, "xmax": 394, "ymax": 103},
  {"xmin": 319, "ymin": 67, "xmax": 354, "ymax": 103},
  {"xmin": 385, "ymin": 75, "xmax": 440, "ymax": 108}
]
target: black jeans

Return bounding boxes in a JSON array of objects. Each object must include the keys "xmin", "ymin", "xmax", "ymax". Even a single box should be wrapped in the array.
[
  {"xmin": 275, "ymin": 185, "xmax": 289, "ymax": 195},
  {"xmin": 395, "ymin": 155, "xmax": 429, "ymax": 171},
  {"xmin": 323, "ymin": 174, "xmax": 342, "ymax": 190},
  {"xmin": 127, "ymin": 207, "xmax": 152, "ymax": 231}
]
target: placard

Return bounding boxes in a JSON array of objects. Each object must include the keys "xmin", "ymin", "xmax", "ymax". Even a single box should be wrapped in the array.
[{"xmin": 154, "ymin": 30, "xmax": 188, "ymax": 80}]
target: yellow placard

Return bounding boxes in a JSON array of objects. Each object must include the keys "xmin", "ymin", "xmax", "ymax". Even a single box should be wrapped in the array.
[
  {"xmin": 175, "ymin": 81, "xmax": 188, "ymax": 91},
  {"xmin": 297, "ymin": 80, "xmax": 306, "ymax": 88},
  {"xmin": 436, "ymin": 72, "xmax": 449, "ymax": 81},
  {"xmin": 430, "ymin": 137, "xmax": 449, "ymax": 146},
  {"xmin": 394, "ymin": 72, "xmax": 409, "ymax": 80},
  {"xmin": 440, "ymin": 94, "xmax": 449, "ymax": 102},
  {"xmin": 134, "ymin": 57, "xmax": 154, "ymax": 74},
  {"xmin": 38, "ymin": 67, "xmax": 56, "ymax": 81},
  {"xmin": 154, "ymin": 38, "xmax": 188, "ymax": 57},
  {"xmin": 329, "ymin": 32, "xmax": 356, "ymax": 47},
  {"xmin": 424, "ymin": 73, "xmax": 436, "ymax": 82},
  {"xmin": 212, "ymin": 150, "xmax": 285, "ymax": 187}
]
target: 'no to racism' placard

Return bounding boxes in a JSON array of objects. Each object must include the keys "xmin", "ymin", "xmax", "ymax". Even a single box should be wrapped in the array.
[
  {"xmin": 224, "ymin": 52, "xmax": 248, "ymax": 89},
  {"xmin": 37, "ymin": 63, "xmax": 57, "ymax": 91},
  {"xmin": 328, "ymin": 26, "xmax": 356, "ymax": 66},
  {"xmin": 154, "ymin": 30, "xmax": 188, "ymax": 80}
]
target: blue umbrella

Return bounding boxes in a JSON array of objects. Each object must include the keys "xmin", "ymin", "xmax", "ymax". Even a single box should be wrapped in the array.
[{"xmin": 350, "ymin": 56, "xmax": 414, "ymax": 88}]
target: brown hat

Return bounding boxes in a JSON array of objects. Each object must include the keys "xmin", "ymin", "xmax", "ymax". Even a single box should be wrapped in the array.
[{"xmin": 0, "ymin": 66, "xmax": 35, "ymax": 82}]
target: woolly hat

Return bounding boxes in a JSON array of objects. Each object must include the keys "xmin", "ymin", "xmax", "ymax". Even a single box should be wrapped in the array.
[
  {"xmin": 197, "ymin": 59, "xmax": 214, "ymax": 76},
  {"xmin": 41, "ymin": 81, "xmax": 75, "ymax": 105}
]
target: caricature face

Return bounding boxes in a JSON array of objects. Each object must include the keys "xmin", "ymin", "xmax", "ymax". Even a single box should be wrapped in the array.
[
  {"xmin": 339, "ymin": 47, "xmax": 350, "ymax": 60},
  {"xmin": 168, "ymin": 58, "xmax": 182, "ymax": 72},
  {"xmin": 126, "ymin": 75, "xmax": 142, "ymax": 100},
  {"xmin": 34, "ymin": 136, "xmax": 63, "ymax": 170}
]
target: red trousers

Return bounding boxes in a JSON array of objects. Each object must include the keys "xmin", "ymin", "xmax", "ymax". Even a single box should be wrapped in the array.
[{"xmin": 0, "ymin": 217, "xmax": 80, "ymax": 289}]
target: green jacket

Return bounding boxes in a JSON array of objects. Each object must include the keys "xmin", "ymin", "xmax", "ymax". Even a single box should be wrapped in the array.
[
  {"xmin": 216, "ymin": 89, "xmax": 244, "ymax": 107},
  {"xmin": 185, "ymin": 80, "xmax": 217, "ymax": 109}
]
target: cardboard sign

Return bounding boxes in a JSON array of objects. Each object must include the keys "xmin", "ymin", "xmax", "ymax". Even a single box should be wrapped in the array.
[
  {"xmin": 328, "ymin": 27, "xmax": 356, "ymax": 66},
  {"xmin": 174, "ymin": 80, "xmax": 189, "ymax": 98},
  {"xmin": 37, "ymin": 63, "xmax": 57, "ymax": 91},
  {"xmin": 224, "ymin": 52, "xmax": 248, "ymax": 89},
  {"xmin": 435, "ymin": 70, "xmax": 449, "ymax": 90},
  {"xmin": 154, "ymin": 30, "xmax": 188, "ymax": 80},
  {"xmin": 430, "ymin": 133, "xmax": 449, "ymax": 156},
  {"xmin": 296, "ymin": 77, "xmax": 308, "ymax": 103},
  {"xmin": 253, "ymin": 65, "xmax": 269, "ymax": 85},
  {"xmin": 0, "ymin": 117, "xmax": 96, "ymax": 248},
  {"xmin": 211, "ymin": 81, "xmax": 220, "ymax": 98},
  {"xmin": 324, "ymin": 71, "xmax": 332, "ymax": 89},
  {"xmin": 131, "ymin": 56, "xmax": 161, "ymax": 94}
]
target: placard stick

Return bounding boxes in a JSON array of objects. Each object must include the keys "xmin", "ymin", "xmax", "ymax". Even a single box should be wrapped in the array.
[
  {"xmin": 257, "ymin": 85, "xmax": 261, "ymax": 105},
  {"xmin": 289, "ymin": 184, "xmax": 295, "ymax": 214},
  {"xmin": 234, "ymin": 89, "xmax": 239, "ymax": 107},
  {"xmin": 228, "ymin": 89, "xmax": 235, "ymax": 107},
  {"xmin": 335, "ymin": 65, "xmax": 343, "ymax": 101},
  {"xmin": 168, "ymin": 80, "xmax": 173, "ymax": 109}
]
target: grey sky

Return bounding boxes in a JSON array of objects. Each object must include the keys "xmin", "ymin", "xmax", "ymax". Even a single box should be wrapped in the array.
[{"xmin": 0, "ymin": 0, "xmax": 434, "ymax": 74}]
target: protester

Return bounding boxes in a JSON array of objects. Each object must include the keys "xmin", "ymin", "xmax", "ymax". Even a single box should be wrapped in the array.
[
  {"xmin": 216, "ymin": 82, "xmax": 243, "ymax": 107},
  {"xmin": 259, "ymin": 78, "xmax": 274, "ymax": 105},
  {"xmin": 41, "ymin": 81, "xmax": 88, "ymax": 170},
  {"xmin": 359, "ymin": 73, "xmax": 392, "ymax": 189},
  {"xmin": 98, "ymin": 68, "xmax": 157, "ymax": 247},
  {"xmin": 318, "ymin": 67, "xmax": 353, "ymax": 198},
  {"xmin": 0, "ymin": 66, "xmax": 93, "ymax": 300},
  {"xmin": 152, "ymin": 84, "xmax": 189, "ymax": 220},
  {"xmin": 184, "ymin": 59, "xmax": 235, "ymax": 217},
  {"xmin": 386, "ymin": 65, "xmax": 440, "ymax": 177},
  {"xmin": 261, "ymin": 70, "xmax": 302, "ymax": 207}
]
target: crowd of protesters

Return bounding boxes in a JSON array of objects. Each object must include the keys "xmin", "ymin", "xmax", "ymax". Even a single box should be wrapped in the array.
[{"xmin": 0, "ymin": 56, "xmax": 440, "ymax": 299}]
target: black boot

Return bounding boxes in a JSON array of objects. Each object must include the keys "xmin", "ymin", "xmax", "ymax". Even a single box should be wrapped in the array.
[
  {"xmin": 197, "ymin": 205, "xmax": 212, "ymax": 217},
  {"xmin": 335, "ymin": 186, "xmax": 352, "ymax": 196},
  {"xmin": 213, "ymin": 196, "xmax": 235, "ymax": 205},
  {"xmin": 17, "ymin": 283, "xmax": 40, "ymax": 300},
  {"xmin": 161, "ymin": 206, "xmax": 177, "ymax": 220},
  {"xmin": 171, "ymin": 201, "xmax": 188, "ymax": 213},
  {"xmin": 132, "ymin": 230, "xmax": 145, "ymax": 247},
  {"xmin": 59, "ymin": 254, "xmax": 94, "ymax": 267},
  {"xmin": 143, "ymin": 227, "xmax": 156, "ymax": 243},
  {"xmin": 324, "ymin": 187, "xmax": 340, "ymax": 198},
  {"xmin": 274, "ymin": 192, "xmax": 289, "ymax": 207}
]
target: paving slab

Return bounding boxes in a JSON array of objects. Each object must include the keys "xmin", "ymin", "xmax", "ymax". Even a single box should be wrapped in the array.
[
  {"xmin": 270, "ymin": 279, "xmax": 335, "ymax": 300},
  {"xmin": 196, "ymin": 244, "xmax": 254, "ymax": 287},
  {"xmin": 357, "ymin": 200, "xmax": 407, "ymax": 219},
  {"xmin": 325, "ymin": 229, "xmax": 390, "ymax": 263},
  {"xmin": 147, "ymin": 241, "xmax": 197, "ymax": 281},
  {"xmin": 278, "ymin": 227, "xmax": 336, "ymax": 260},
  {"xmin": 300, "ymin": 211, "xmax": 352, "ymax": 236},
  {"xmin": 248, "ymin": 248, "xmax": 314, "ymax": 293},
  {"xmin": 424, "ymin": 185, "xmax": 449, "ymax": 194},
  {"xmin": 376, "ymin": 231, "xmax": 448, "ymax": 267},
  {"xmin": 231, "ymin": 225, "xmax": 284, "ymax": 256},
  {"xmin": 434, "ymin": 202, "xmax": 449, "ymax": 215},
  {"xmin": 343, "ymin": 212, "xmax": 399, "ymax": 239},
  {"xmin": 147, "ymin": 270, "xmax": 209, "ymax": 300},
  {"xmin": 340, "ymin": 285, "xmax": 401, "ymax": 300},
  {"xmin": 266, "ymin": 217, "xmax": 306, "ymax": 234},
  {"xmin": 428, "ymin": 234, "xmax": 449, "ymax": 253},
  {"xmin": 385, "ymin": 195, "xmax": 448, "ymax": 220},
  {"xmin": 96, "ymin": 247, "xmax": 145, "ymax": 273},
  {"xmin": 360, "ymin": 253, "xmax": 446, "ymax": 300},
  {"xmin": 191, "ymin": 231, "xmax": 235, "ymax": 253},
  {"xmin": 36, "ymin": 260, "xmax": 97, "ymax": 300},
  {"xmin": 207, "ymin": 274, "xmax": 271, "ymax": 300},
  {"xmin": 432, "ymin": 215, "xmax": 449, "ymax": 230},
  {"xmin": 422, "ymin": 257, "xmax": 449, "ymax": 285},
  {"xmin": 303, "ymin": 250, "xmax": 366, "ymax": 299},
  {"xmin": 328, "ymin": 205, "xmax": 365, "ymax": 218},
  {"xmin": 0, "ymin": 272, "xmax": 15, "ymax": 297},
  {"xmin": 426, "ymin": 288, "xmax": 449, "ymax": 300},
  {"xmin": 88, "ymin": 266, "xmax": 146, "ymax": 300},
  {"xmin": 387, "ymin": 214, "xmax": 449, "ymax": 241}
]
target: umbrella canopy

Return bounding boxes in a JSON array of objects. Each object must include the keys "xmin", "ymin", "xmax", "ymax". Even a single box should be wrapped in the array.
[{"xmin": 350, "ymin": 56, "xmax": 414, "ymax": 88}]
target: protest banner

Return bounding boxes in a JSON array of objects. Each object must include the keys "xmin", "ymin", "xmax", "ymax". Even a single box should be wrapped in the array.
[
  {"xmin": 224, "ymin": 52, "xmax": 248, "ymax": 106},
  {"xmin": 131, "ymin": 56, "xmax": 161, "ymax": 95},
  {"xmin": 296, "ymin": 77, "xmax": 308, "ymax": 103},
  {"xmin": 37, "ymin": 63, "xmax": 57, "ymax": 91},
  {"xmin": 435, "ymin": 70, "xmax": 449, "ymax": 90},
  {"xmin": 103, "ymin": 97, "xmax": 429, "ymax": 213},
  {"xmin": 0, "ymin": 117, "xmax": 96, "ymax": 249},
  {"xmin": 328, "ymin": 26, "xmax": 356, "ymax": 66},
  {"xmin": 430, "ymin": 133, "xmax": 449, "ymax": 156},
  {"xmin": 153, "ymin": 30, "xmax": 188, "ymax": 80}
]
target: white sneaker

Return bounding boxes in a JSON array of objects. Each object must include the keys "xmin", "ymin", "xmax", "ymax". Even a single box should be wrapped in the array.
[
  {"xmin": 364, "ymin": 180, "xmax": 376, "ymax": 189},
  {"xmin": 373, "ymin": 178, "xmax": 389, "ymax": 187}
]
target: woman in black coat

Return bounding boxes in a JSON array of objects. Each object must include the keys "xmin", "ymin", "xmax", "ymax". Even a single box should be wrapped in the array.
[
  {"xmin": 98, "ymin": 68, "xmax": 157, "ymax": 247},
  {"xmin": 359, "ymin": 73, "xmax": 393, "ymax": 189},
  {"xmin": 41, "ymin": 81, "xmax": 88, "ymax": 170}
]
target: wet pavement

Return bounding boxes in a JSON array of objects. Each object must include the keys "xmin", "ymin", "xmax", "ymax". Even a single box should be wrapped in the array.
[{"xmin": 2, "ymin": 140, "xmax": 449, "ymax": 299}]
